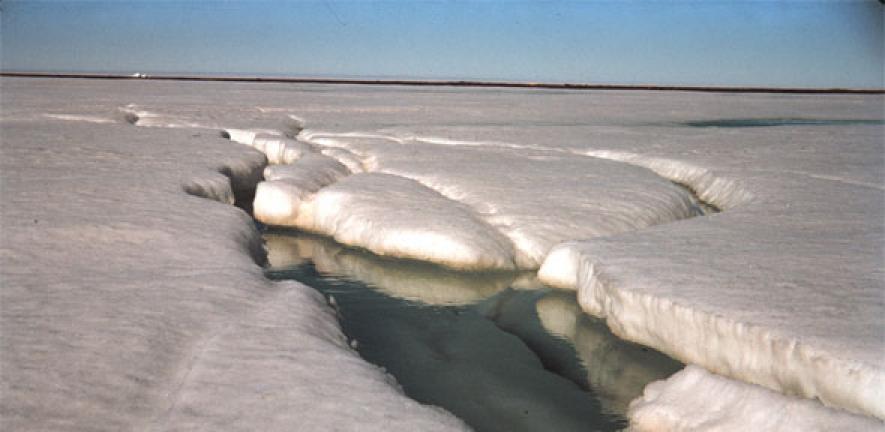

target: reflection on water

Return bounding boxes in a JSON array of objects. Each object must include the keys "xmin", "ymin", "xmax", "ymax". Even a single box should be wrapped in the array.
[
  {"xmin": 536, "ymin": 292, "xmax": 683, "ymax": 414},
  {"xmin": 265, "ymin": 232, "xmax": 518, "ymax": 305},
  {"xmin": 264, "ymin": 230, "xmax": 682, "ymax": 431}
]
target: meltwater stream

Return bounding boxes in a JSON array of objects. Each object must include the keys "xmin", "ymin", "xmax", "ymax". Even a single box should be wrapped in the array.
[{"xmin": 263, "ymin": 230, "xmax": 683, "ymax": 432}]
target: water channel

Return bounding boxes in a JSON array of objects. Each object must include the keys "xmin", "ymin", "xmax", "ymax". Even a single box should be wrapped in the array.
[{"xmin": 262, "ymin": 229, "xmax": 683, "ymax": 431}]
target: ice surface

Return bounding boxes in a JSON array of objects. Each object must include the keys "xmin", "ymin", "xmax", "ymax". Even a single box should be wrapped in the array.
[
  {"xmin": 290, "ymin": 172, "xmax": 522, "ymax": 270},
  {"xmin": 262, "ymin": 153, "xmax": 350, "ymax": 183},
  {"xmin": 536, "ymin": 127, "xmax": 885, "ymax": 420},
  {"xmin": 3, "ymin": 77, "xmax": 883, "ymax": 428},
  {"xmin": 251, "ymin": 136, "xmax": 315, "ymax": 164},
  {"xmin": 0, "ymin": 86, "xmax": 467, "ymax": 430},
  {"xmin": 252, "ymin": 154, "xmax": 351, "ymax": 227},
  {"xmin": 629, "ymin": 366, "xmax": 883, "ymax": 431},
  {"xmin": 296, "ymin": 131, "xmax": 702, "ymax": 268}
]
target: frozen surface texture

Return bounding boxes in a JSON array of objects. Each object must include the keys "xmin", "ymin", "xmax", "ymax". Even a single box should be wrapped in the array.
[
  {"xmin": 538, "ymin": 126, "xmax": 885, "ymax": 420},
  {"xmin": 295, "ymin": 172, "xmax": 522, "ymax": 270},
  {"xmin": 2, "ymin": 77, "xmax": 883, "ymax": 429},
  {"xmin": 296, "ymin": 131, "xmax": 702, "ymax": 268},
  {"xmin": 0, "ymin": 82, "xmax": 466, "ymax": 431},
  {"xmin": 628, "ymin": 366, "xmax": 883, "ymax": 431},
  {"xmin": 253, "ymin": 153, "xmax": 351, "ymax": 226}
]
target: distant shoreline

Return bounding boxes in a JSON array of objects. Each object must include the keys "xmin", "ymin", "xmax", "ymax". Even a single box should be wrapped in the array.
[{"xmin": 2, "ymin": 71, "xmax": 883, "ymax": 94}]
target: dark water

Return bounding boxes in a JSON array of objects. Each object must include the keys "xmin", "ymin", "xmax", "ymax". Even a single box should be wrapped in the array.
[
  {"xmin": 263, "ymin": 230, "xmax": 682, "ymax": 432},
  {"xmin": 681, "ymin": 118, "xmax": 884, "ymax": 128}
]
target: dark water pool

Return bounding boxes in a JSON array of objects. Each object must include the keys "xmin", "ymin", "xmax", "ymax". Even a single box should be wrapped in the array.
[
  {"xmin": 681, "ymin": 118, "xmax": 884, "ymax": 128},
  {"xmin": 263, "ymin": 230, "xmax": 682, "ymax": 432}
]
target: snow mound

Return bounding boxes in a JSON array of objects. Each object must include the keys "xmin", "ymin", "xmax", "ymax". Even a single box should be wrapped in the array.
[
  {"xmin": 629, "ymin": 366, "xmax": 883, "ymax": 431},
  {"xmin": 301, "ymin": 133, "xmax": 702, "ymax": 268},
  {"xmin": 537, "ymin": 242, "xmax": 584, "ymax": 289},
  {"xmin": 582, "ymin": 150, "xmax": 753, "ymax": 211},
  {"xmin": 262, "ymin": 153, "xmax": 351, "ymax": 183},
  {"xmin": 0, "ymin": 112, "xmax": 466, "ymax": 430},
  {"xmin": 299, "ymin": 173, "xmax": 521, "ymax": 271},
  {"xmin": 253, "ymin": 154, "xmax": 351, "ymax": 227},
  {"xmin": 251, "ymin": 136, "xmax": 316, "ymax": 164}
]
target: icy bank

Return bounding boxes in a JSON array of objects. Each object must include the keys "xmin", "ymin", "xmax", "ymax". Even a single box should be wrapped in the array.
[
  {"xmin": 297, "ymin": 131, "xmax": 704, "ymax": 268},
  {"xmin": 265, "ymin": 233, "xmax": 635, "ymax": 431},
  {"xmin": 0, "ymin": 95, "xmax": 466, "ymax": 430},
  {"xmin": 538, "ymin": 123, "xmax": 885, "ymax": 421},
  {"xmin": 535, "ymin": 291, "xmax": 683, "ymax": 415},
  {"xmin": 6, "ymin": 77, "xmax": 882, "ymax": 428},
  {"xmin": 253, "ymin": 153, "xmax": 351, "ymax": 226},
  {"xmin": 629, "ymin": 366, "xmax": 883, "ymax": 431},
  {"xmin": 276, "ymin": 172, "xmax": 523, "ymax": 270}
]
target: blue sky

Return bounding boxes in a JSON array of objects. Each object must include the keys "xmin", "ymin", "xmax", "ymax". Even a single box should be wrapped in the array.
[{"xmin": 2, "ymin": 0, "xmax": 882, "ymax": 88}]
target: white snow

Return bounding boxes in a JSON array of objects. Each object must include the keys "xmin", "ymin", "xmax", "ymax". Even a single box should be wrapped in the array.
[
  {"xmin": 262, "ymin": 153, "xmax": 350, "ymax": 183},
  {"xmin": 251, "ymin": 135, "xmax": 315, "ymax": 164},
  {"xmin": 288, "ymin": 172, "xmax": 521, "ymax": 270},
  {"xmin": 252, "ymin": 154, "xmax": 351, "ymax": 226},
  {"xmin": 0, "ymin": 79, "xmax": 467, "ymax": 431},
  {"xmin": 536, "ymin": 124, "xmax": 885, "ymax": 420},
  {"xmin": 629, "ymin": 365, "xmax": 883, "ymax": 431},
  {"xmin": 294, "ymin": 131, "xmax": 703, "ymax": 268},
  {"xmin": 3, "ymin": 77, "xmax": 883, "ymax": 429}
]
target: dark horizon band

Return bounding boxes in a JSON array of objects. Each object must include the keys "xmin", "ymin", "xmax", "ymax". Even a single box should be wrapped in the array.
[{"xmin": 2, "ymin": 71, "xmax": 883, "ymax": 95}]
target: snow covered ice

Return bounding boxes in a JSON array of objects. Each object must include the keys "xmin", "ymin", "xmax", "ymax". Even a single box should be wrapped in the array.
[
  {"xmin": 0, "ymin": 80, "xmax": 467, "ymax": 431},
  {"xmin": 629, "ymin": 366, "xmax": 883, "ymax": 431},
  {"xmin": 2, "ymin": 77, "xmax": 883, "ymax": 430},
  {"xmin": 284, "ymin": 172, "xmax": 523, "ymax": 270}
]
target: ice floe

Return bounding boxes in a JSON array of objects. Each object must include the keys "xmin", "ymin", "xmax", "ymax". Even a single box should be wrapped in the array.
[
  {"xmin": 0, "ymin": 85, "xmax": 467, "ymax": 430},
  {"xmin": 4, "ymin": 77, "xmax": 882, "ymax": 429},
  {"xmin": 292, "ymin": 133, "xmax": 703, "ymax": 268},
  {"xmin": 289, "ymin": 172, "xmax": 522, "ymax": 270},
  {"xmin": 251, "ymin": 135, "xmax": 315, "ymax": 164},
  {"xmin": 536, "ymin": 124, "xmax": 885, "ymax": 421},
  {"xmin": 629, "ymin": 365, "xmax": 883, "ymax": 431}
]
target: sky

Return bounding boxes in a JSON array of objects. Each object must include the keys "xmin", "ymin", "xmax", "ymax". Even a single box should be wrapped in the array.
[{"xmin": 1, "ymin": 0, "xmax": 883, "ymax": 88}]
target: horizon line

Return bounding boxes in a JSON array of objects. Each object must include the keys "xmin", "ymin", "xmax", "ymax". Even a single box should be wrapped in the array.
[{"xmin": 2, "ymin": 71, "xmax": 883, "ymax": 95}]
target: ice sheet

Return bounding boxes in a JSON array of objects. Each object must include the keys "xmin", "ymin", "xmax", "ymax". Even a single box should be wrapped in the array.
[
  {"xmin": 293, "ymin": 172, "xmax": 521, "ymax": 270},
  {"xmin": 252, "ymin": 154, "xmax": 352, "ymax": 227},
  {"xmin": 3, "ymin": 77, "xmax": 882, "ymax": 428},
  {"xmin": 629, "ymin": 366, "xmax": 883, "ymax": 431},
  {"xmin": 296, "ymin": 132, "xmax": 703, "ymax": 268},
  {"xmin": 0, "ymin": 107, "xmax": 466, "ymax": 430},
  {"xmin": 536, "ymin": 128, "xmax": 885, "ymax": 419}
]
